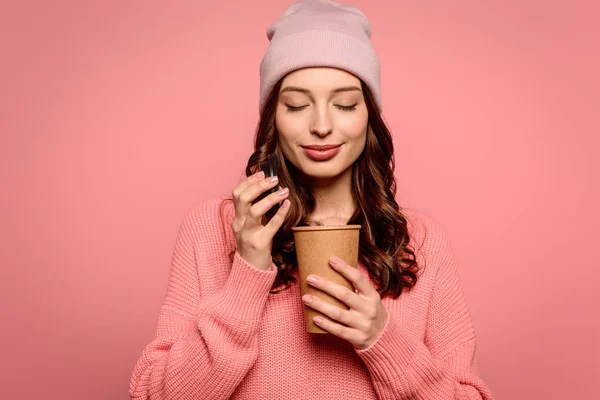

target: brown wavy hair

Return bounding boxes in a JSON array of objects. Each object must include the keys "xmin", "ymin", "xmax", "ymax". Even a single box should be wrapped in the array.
[{"xmin": 225, "ymin": 76, "xmax": 419, "ymax": 299}]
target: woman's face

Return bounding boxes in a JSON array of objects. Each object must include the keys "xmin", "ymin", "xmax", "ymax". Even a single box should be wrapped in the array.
[{"xmin": 275, "ymin": 67, "xmax": 369, "ymax": 180}]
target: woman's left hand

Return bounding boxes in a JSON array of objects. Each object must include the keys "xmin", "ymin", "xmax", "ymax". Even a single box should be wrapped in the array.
[{"xmin": 302, "ymin": 255, "xmax": 388, "ymax": 350}]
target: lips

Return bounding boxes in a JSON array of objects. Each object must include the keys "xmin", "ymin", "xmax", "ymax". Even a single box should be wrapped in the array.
[
  {"xmin": 302, "ymin": 144, "xmax": 342, "ymax": 151},
  {"xmin": 301, "ymin": 144, "xmax": 342, "ymax": 161}
]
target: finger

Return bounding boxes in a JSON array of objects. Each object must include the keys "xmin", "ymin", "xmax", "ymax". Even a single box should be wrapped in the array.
[
  {"xmin": 302, "ymin": 294, "xmax": 360, "ymax": 328},
  {"xmin": 235, "ymin": 175, "xmax": 279, "ymax": 220},
  {"xmin": 263, "ymin": 198, "xmax": 291, "ymax": 235},
  {"xmin": 232, "ymin": 171, "xmax": 265, "ymax": 218},
  {"xmin": 313, "ymin": 316, "xmax": 362, "ymax": 346},
  {"xmin": 233, "ymin": 171, "xmax": 264, "ymax": 200},
  {"xmin": 329, "ymin": 256, "xmax": 377, "ymax": 297},
  {"xmin": 306, "ymin": 275, "xmax": 365, "ymax": 312},
  {"xmin": 245, "ymin": 187, "xmax": 289, "ymax": 229}
]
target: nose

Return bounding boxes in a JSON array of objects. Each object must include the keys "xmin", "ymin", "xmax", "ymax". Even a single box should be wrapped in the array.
[{"xmin": 310, "ymin": 109, "xmax": 333, "ymax": 138}]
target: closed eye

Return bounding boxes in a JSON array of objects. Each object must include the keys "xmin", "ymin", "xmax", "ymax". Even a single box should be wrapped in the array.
[
  {"xmin": 336, "ymin": 104, "xmax": 357, "ymax": 111},
  {"xmin": 285, "ymin": 105, "xmax": 308, "ymax": 113},
  {"xmin": 285, "ymin": 104, "xmax": 358, "ymax": 113}
]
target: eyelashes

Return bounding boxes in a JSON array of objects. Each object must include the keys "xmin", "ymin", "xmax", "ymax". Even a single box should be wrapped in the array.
[
  {"xmin": 285, "ymin": 104, "xmax": 358, "ymax": 113},
  {"xmin": 285, "ymin": 105, "xmax": 307, "ymax": 113}
]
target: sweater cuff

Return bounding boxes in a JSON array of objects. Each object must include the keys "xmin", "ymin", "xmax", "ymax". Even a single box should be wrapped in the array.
[
  {"xmin": 355, "ymin": 315, "xmax": 419, "ymax": 382},
  {"xmin": 209, "ymin": 251, "xmax": 278, "ymax": 322}
]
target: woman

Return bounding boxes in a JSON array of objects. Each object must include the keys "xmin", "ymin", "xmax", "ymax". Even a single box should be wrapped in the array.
[{"xmin": 129, "ymin": 0, "xmax": 494, "ymax": 398}]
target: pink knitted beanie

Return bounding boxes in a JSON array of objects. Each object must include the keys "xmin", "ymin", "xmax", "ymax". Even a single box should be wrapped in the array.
[{"xmin": 259, "ymin": 0, "xmax": 382, "ymax": 115}]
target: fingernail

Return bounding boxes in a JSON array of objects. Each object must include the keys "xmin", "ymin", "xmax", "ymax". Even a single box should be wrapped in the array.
[
  {"xmin": 302, "ymin": 295, "xmax": 312, "ymax": 304},
  {"xmin": 278, "ymin": 188, "xmax": 289, "ymax": 196},
  {"xmin": 256, "ymin": 171, "xmax": 265, "ymax": 178},
  {"xmin": 307, "ymin": 275, "xmax": 318, "ymax": 284},
  {"xmin": 267, "ymin": 176, "xmax": 278, "ymax": 183},
  {"xmin": 329, "ymin": 256, "xmax": 339, "ymax": 265},
  {"xmin": 314, "ymin": 317, "xmax": 322, "ymax": 325}
]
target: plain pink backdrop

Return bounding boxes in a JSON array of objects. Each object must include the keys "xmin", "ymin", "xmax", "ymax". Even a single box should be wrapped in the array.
[{"xmin": 1, "ymin": 0, "xmax": 598, "ymax": 398}]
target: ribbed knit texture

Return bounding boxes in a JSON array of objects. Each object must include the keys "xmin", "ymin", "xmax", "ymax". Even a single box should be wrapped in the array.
[
  {"xmin": 129, "ymin": 195, "xmax": 495, "ymax": 399},
  {"xmin": 259, "ymin": 0, "xmax": 382, "ymax": 115}
]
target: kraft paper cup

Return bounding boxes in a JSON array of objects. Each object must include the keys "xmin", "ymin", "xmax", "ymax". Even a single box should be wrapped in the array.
[{"xmin": 291, "ymin": 225, "xmax": 361, "ymax": 334}]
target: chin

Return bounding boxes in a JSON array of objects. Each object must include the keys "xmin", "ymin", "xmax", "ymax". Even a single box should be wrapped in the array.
[
  {"xmin": 303, "ymin": 170, "xmax": 340, "ymax": 179},
  {"xmin": 297, "ymin": 161, "xmax": 352, "ymax": 180}
]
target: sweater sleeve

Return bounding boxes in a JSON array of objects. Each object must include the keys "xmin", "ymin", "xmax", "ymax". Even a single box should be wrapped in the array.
[
  {"xmin": 129, "ymin": 203, "xmax": 277, "ymax": 399},
  {"xmin": 355, "ymin": 216, "xmax": 495, "ymax": 400}
]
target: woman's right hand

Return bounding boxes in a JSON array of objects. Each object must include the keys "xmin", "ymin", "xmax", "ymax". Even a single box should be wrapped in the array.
[{"xmin": 231, "ymin": 171, "xmax": 291, "ymax": 271}]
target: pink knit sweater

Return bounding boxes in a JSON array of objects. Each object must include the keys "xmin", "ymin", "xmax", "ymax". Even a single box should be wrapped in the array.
[{"xmin": 129, "ymin": 195, "xmax": 494, "ymax": 399}]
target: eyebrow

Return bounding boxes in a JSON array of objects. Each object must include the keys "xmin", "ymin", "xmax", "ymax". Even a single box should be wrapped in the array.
[{"xmin": 280, "ymin": 85, "xmax": 362, "ymax": 95}]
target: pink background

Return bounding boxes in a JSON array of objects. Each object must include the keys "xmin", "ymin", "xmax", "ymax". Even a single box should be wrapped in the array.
[{"xmin": 1, "ymin": 1, "xmax": 598, "ymax": 398}]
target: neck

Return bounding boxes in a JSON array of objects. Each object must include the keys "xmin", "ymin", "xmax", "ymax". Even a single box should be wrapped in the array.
[{"xmin": 306, "ymin": 166, "xmax": 356, "ymax": 226}]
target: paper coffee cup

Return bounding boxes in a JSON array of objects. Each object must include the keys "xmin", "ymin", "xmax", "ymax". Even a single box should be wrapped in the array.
[{"xmin": 291, "ymin": 225, "xmax": 361, "ymax": 333}]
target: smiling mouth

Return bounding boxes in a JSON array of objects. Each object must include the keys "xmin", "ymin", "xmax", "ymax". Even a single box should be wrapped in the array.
[
  {"xmin": 301, "ymin": 145, "xmax": 342, "ymax": 161},
  {"xmin": 302, "ymin": 144, "xmax": 342, "ymax": 150}
]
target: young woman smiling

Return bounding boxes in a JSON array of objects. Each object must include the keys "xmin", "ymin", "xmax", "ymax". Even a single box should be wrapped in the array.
[{"xmin": 129, "ymin": 1, "xmax": 495, "ymax": 399}]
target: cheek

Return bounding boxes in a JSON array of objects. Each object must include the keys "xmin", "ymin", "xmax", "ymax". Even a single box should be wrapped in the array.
[
  {"xmin": 275, "ymin": 111, "xmax": 302, "ymax": 157},
  {"xmin": 276, "ymin": 113, "xmax": 294, "ymax": 137},
  {"xmin": 275, "ymin": 106, "xmax": 315, "ymax": 141},
  {"xmin": 340, "ymin": 111, "xmax": 369, "ymax": 140}
]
